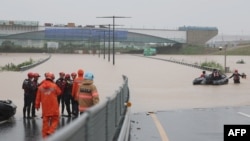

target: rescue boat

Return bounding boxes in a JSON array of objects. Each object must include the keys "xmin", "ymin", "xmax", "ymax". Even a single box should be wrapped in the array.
[
  {"xmin": 193, "ymin": 74, "xmax": 228, "ymax": 85},
  {"xmin": 0, "ymin": 100, "xmax": 17, "ymax": 122}
]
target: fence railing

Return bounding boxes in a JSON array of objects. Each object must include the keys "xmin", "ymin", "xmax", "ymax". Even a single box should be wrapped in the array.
[
  {"xmin": 144, "ymin": 56, "xmax": 225, "ymax": 72},
  {"xmin": 48, "ymin": 75, "xmax": 130, "ymax": 141}
]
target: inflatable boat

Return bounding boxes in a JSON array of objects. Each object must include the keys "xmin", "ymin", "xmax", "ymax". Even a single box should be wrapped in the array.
[
  {"xmin": 193, "ymin": 74, "xmax": 228, "ymax": 85},
  {"xmin": 0, "ymin": 100, "xmax": 17, "ymax": 122}
]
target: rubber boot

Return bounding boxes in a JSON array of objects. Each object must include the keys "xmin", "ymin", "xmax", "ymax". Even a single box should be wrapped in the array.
[
  {"xmin": 32, "ymin": 105, "xmax": 36, "ymax": 117},
  {"xmin": 27, "ymin": 107, "xmax": 31, "ymax": 118},
  {"xmin": 23, "ymin": 107, "xmax": 26, "ymax": 118},
  {"xmin": 66, "ymin": 105, "xmax": 71, "ymax": 117}
]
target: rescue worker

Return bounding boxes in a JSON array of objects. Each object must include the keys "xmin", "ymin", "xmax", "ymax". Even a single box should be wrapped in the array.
[
  {"xmin": 229, "ymin": 69, "xmax": 243, "ymax": 83},
  {"xmin": 70, "ymin": 72, "xmax": 77, "ymax": 114},
  {"xmin": 71, "ymin": 72, "xmax": 77, "ymax": 81},
  {"xmin": 35, "ymin": 72, "xmax": 61, "ymax": 138},
  {"xmin": 31, "ymin": 73, "xmax": 40, "ymax": 118},
  {"xmin": 76, "ymin": 72, "xmax": 99, "ymax": 114},
  {"xmin": 71, "ymin": 69, "xmax": 84, "ymax": 117},
  {"xmin": 242, "ymin": 72, "xmax": 247, "ymax": 79},
  {"xmin": 39, "ymin": 72, "xmax": 49, "ymax": 85},
  {"xmin": 56, "ymin": 72, "xmax": 66, "ymax": 115},
  {"xmin": 63, "ymin": 74, "xmax": 72, "ymax": 117},
  {"xmin": 22, "ymin": 72, "xmax": 34, "ymax": 118}
]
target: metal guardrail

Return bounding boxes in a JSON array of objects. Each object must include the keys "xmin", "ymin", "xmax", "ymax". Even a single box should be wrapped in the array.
[
  {"xmin": 144, "ymin": 56, "xmax": 224, "ymax": 72},
  {"xmin": 19, "ymin": 54, "xmax": 51, "ymax": 71},
  {"xmin": 48, "ymin": 75, "xmax": 130, "ymax": 141}
]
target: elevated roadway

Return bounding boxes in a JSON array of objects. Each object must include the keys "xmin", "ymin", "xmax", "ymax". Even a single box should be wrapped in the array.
[{"xmin": 0, "ymin": 25, "xmax": 218, "ymax": 46}]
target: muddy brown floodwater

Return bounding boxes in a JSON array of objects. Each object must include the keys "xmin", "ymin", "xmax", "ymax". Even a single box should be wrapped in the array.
[{"xmin": 0, "ymin": 53, "xmax": 249, "ymax": 141}]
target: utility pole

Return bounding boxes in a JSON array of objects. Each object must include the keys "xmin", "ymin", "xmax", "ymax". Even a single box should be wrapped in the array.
[
  {"xmin": 220, "ymin": 33, "xmax": 228, "ymax": 73},
  {"xmin": 100, "ymin": 24, "xmax": 123, "ymax": 62},
  {"xmin": 97, "ymin": 16, "xmax": 130, "ymax": 65}
]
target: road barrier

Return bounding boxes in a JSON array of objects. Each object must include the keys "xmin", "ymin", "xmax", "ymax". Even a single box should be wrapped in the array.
[
  {"xmin": 144, "ymin": 56, "xmax": 224, "ymax": 72},
  {"xmin": 19, "ymin": 54, "xmax": 51, "ymax": 71},
  {"xmin": 48, "ymin": 75, "xmax": 130, "ymax": 141}
]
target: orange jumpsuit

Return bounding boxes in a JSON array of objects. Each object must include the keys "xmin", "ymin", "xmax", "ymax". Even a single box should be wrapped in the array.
[
  {"xmin": 35, "ymin": 79, "xmax": 61, "ymax": 138},
  {"xmin": 71, "ymin": 69, "xmax": 84, "ymax": 116},
  {"xmin": 72, "ymin": 69, "xmax": 84, "ymax": 100}
]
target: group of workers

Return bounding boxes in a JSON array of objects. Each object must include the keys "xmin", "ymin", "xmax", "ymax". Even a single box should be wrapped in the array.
[
  {"xmin": 22, "ymin": 69, "xmax": 100, "ymax": 138},
  {"xmin": 200, "ymin": 69, "xmax": 246, "ymax": 83}
]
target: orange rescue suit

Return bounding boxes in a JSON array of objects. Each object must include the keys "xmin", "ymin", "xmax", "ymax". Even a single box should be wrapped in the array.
[
  {"xmin": 35, "ymin": 79, "xmax": 61, "ymax": 138},
  {"xmin": 72, "ymin": 73, "xmax": 84, "ymax": 100}
]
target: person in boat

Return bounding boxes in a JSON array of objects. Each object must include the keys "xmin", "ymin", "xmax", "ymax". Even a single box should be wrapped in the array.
[
  {"xmin": 229, "ymin": 69, "xmax": 243, "ymax": 83},
  {"xmin": 211, "ymin": 69, "xmax": 222, "ymax": 81},
  {"xmin": 35, "ymin": 72, "xmax": 61, "ymax": 138},
  {"xmin": 22, "ymin": 72, "xmax": 34, "ymax": 118},
  {"xmin": 200, "ymin": 70, "xmax": 206, "ymax": 78}
]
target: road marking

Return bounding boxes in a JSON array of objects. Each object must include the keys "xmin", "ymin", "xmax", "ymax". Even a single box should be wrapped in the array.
[
  {"xmin": 238, "ymin": 112, "xmax": 250, "ymax": 118},
  {"xmin": 149, "ymin": 112, "xmax": 170, "ymax": 141}
]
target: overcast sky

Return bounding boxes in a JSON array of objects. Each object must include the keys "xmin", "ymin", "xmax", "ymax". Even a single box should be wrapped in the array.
[{"xmin": 1, "ymin": 0, "xmax": 249, "ymax": 35}]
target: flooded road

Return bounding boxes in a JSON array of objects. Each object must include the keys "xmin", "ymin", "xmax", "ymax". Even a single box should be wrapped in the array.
[
  {"xmin": 117, "ymin": 55, "xmax": 250, "ymax": 113},
  {"xmin": 0, "ymin": 53, "xmax": 250, "ymax": 141}
]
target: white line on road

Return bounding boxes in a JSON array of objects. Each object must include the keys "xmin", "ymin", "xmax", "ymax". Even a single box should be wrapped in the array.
[{"xmin": 238, "ymin": 112, "xmax": 250, "ymax": 118}]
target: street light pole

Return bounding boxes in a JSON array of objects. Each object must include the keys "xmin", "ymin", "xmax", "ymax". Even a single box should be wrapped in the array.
[
  {"xmin": 219, "ymin": 45, "xmax": 227, "ymax": 73},
  {"xmin": 112, "ymin": 17, "xmax": 115, "ymax": 65},
  {"xmin": 108, "ymin": 24, "xmax": 110, "ymax": 62},
  {"xmin": 221, "ymin": 33, "xmax": 228, "ymax": 73},
  {"xmin": 224, "ymin": 44, "xmax": 227, "ymax": 73},
  {"xmin": 98, "ymin": 24, "xmax": 115, "ymax": 62},
  {"xmin": 97, "ymin": 16, "xmax": 130, "ymax": 65},
  {"xmin": 98, "ymin": 35, "xmax": 101, "ymax": 58},
  {"xmin": 103, "ymin": 30, "xmax": 106, "ymax": 59}
]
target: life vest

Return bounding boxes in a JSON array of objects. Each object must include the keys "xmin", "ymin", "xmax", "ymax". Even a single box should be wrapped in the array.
[{"xmin": 233, "ymin": 73, "xmax": 239, "ymax": 80}]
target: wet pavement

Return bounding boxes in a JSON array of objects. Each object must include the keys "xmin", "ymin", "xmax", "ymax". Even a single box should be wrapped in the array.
[
  {"xmin": 0, "ymin": 116, "xmax": 76, "ymax": 141},
  {"xmin": 1, "ymin": 53, "xmax": 250, "ymax": 141},
  {"xmin": 130, "ymin": 106, "xmax": 250, "ymax": 141}
]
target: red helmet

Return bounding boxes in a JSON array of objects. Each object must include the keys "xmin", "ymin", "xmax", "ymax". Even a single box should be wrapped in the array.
[
  {"xmin": 46, "ymin": 72, "xmax": 55, "ymax": 80},
  {"xmin": 59, "ymin": 72, "xmax": 65, "ymax": 76},
  {"xmin": 65, "ymin": 74, "xmax": 70, "ymax": 79},
  {"xmin": 71, "ymin": 72, "xmax": 77, "ymax": 77},
  {"xmin": 28, "ymin": 72, "xmax": 33, "ymax": 78},
  {"xmin": 77, "ymin": 69, "xmax": 84, "ymax": 75},
  {"xmin": 33, "ymin": 73, "xmax": 40, "ymax": 78}
]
